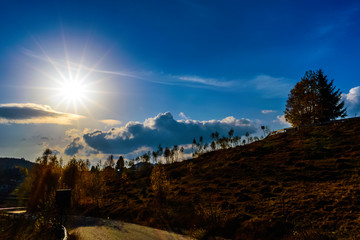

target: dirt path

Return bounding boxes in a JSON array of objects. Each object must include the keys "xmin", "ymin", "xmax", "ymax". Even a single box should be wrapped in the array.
[{"xmin": 65, "ymin": 216, "xmax": 190, "ymax": 240}]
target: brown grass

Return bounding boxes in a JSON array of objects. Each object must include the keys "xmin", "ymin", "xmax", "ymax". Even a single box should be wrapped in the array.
[{"xmin": 75, "ymin": 119, "xmax": 360, "ymax": 239}]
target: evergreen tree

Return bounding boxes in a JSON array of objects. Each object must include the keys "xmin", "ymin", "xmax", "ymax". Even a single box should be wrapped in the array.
[
  {"xmin": 316, "ymin": 70, "xmax": 346, "ymax": 122},
  {"xmin": 115, "ymin": 156, "xmax": 124, "ymax": 173},
  {"xmin": 284, "ymin": 69, "xmax": 346, "ymax": 127}
]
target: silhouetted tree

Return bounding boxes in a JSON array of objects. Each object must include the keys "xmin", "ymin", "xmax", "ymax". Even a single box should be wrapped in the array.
[
  {"xmin": 245, "ymin": 132, "xmax": 250, "ymax": 143},
  {"xmin": 210, "ymin": 141, "xmax": 216, "ymax": 151},
  {"xmin": 105, "ymin": 155, "xmax": 115, "ymax": 169},
  {"xmin": 203, "ymin": 142, "xmax": 209, "ymax": 152},
  {"xmin": 141, "ymin": 152, "xmax": 150, "ymax": 163},
  {"xmin": 115, "ymin": 156, "xmax": 124, "ymax": 173},
  {"xmin": 128, "ymin": 159, "xmax": 135, "ymax": 168},
  {"xmin": 228, "ymin": 128, "xmax": 234, "ymax": 146},
  {"xmin": 172, "ymin": 145, "xmax": 179, "ymax": 162},
  {"xmin": 156, "ymin": 145, "xmax": 163, "ymax": 163},
  {"xmin": 192, "ymin": 138, "xmax": 197, "ymax": 155},
  {"xmin": 164, "ymin": 147, "xmax": 171, "ymax": 164},
  {"xmin": 180, "ymin": 146, "xmax": 185, "ymax": 160},
  {"xmin": 284, "ymin": 69, "xmax": 346, "ymax": 127},
  {"xmin": 234, "ymin": 136, "xmax": 241, "ymax": 146},
  {"xmin": 152, "ymin": 151, "xmax": 158, "ymax": 164},
  {"xmin": 261, "ymin": 125, "xmax": 271, "ymax": 137}
]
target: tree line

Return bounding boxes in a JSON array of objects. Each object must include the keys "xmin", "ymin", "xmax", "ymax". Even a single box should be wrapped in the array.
[{"xmin": 121, "ymin": 126, "xmax": 271, "ymax": 167}]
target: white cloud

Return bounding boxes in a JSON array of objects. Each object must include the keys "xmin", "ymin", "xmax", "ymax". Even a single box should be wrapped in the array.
[
  {"xmin": 0, "ymin": 103, "xmax": 84, "ymax": 125},
  {"xmin": 343, "ymin": 86, "xmax": 360, "ymax": 115},
  {"xmin": 81, "ymin": 112, "xmax": 257, "ymax": 155},
  {"xmin": 179, "ymin": 112, "xmax": 190, "ymax": 120},
  {"xmin": 274, "ymin": 115, "xmax": 290, "ymax": 126},
  {"xmin": 100, "ymin": 119, "xmax": 122, "ymax": 126},
  {"xmin": 261, "ymin": 110, "xmax": 276, "ymax": 114}
]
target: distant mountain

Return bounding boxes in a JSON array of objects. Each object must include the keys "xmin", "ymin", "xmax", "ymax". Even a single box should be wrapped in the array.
[{"xmin": 0, "ymin": 157, "xmax": 34, "ymax": 170}]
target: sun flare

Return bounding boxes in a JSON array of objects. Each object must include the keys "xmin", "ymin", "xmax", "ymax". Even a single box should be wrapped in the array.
[
  {"xmin": 59, "ymin": 79, "xmax": 87, "ymax": 102},
  {"xmin": 25, "ymin": 36, "xmax": 113, "ymax": 116}
]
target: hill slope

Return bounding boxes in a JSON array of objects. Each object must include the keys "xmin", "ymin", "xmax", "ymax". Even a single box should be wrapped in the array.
[
  {"xmin": 0, "ymin": 158, "xmax": 33, "ymax": 207},
  {"xmin": 84, "ymin": 119, "xmax": 360, "ymax": 239},
  {"xmin": 0, "ymin": 157, "xmax": 34, "ymax": 170}
]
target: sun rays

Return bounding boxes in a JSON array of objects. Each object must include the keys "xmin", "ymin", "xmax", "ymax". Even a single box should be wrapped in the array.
[{"xmin": 24, "ymin": 35, "xmax": 115, "ymax": 118}]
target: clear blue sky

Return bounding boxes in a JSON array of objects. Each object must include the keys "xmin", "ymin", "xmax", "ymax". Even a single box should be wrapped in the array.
[{"xmin": 0, "ymin": 0, "xmax": 359, "ymax": 163}]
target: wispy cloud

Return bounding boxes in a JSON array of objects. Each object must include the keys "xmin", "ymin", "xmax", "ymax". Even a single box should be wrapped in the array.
[
  {"xmin": 100, "ymin": 119, "xmax": 122, "ymax": 126},
  {"xmin": 250, "ymin": 75, "xmax": 292, "ymax": 98},
  {"xmin": 0, "ymin": 103, "xmax": 84, "ymax": 125},
  {"xmin": 23, "ymin": 48, "xmax": 292, "ymax": 94},
  {"xmin": 22, "ymin": 48, "xmax": 139, "ymax": 79},
  {"xmin": 24, "ymin": 48, "xmax": 233, "ymax": 89},
  {"xmin": 261, "ymin": 110, "xmax": 276, "ymax": 114},
  {"xmin": 176, "ymin": 75, "xmax": 234, "ymax": 87}
]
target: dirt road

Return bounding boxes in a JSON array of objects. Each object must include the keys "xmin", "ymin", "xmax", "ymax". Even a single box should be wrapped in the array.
[{"xmin": 65, "ymin": 216, "xmax": 190, "ymax": 240}]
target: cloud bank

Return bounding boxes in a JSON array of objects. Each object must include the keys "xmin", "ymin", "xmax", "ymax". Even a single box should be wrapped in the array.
[
  {"xmin": 0, "ymin": 103, "xmax": 84, "ymax": 125},
  {"xmin": 82, "ymin": 112, "xmax": 257, "ymax": 154}
]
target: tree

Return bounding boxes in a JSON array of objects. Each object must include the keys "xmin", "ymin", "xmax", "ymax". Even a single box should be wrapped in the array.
[
  {"xmin": 210, "ymin": 141, "xmax": 216, "ymax": 151},
  {"xmin": 150, "ymin": 165, "xmax": 170, "ymax": 203},
  {"xmin": 179, "ymin": 146, "xmax": 185, "ymax": 160},
  {"xmin": 316, "ymin": 70, "xmax": 346, "ymax": 122},
  {"xmin": 245, "ymin": 132, "xmax": 250, "ymax": 143},
  {"xmin": 104, "ymin": 155, "xmax": 115, "ymax": 169},
  {"xmin": 172, "ymin": 145, "xmax": 179, "ymax": 162},
  {"xmin": 141, "ymin": 152, "xmax": 150, "ymax": 163},
  {"xmin": 25, "ymin": 149, "xmax": 61, "ymax": 212},
  {"xmin": 152, "ymin": 151, "xmax": 158, "ymax": 164},
  {"xmin": 228, "ymin": 128, "xmax": 234, "ymax": 140},
  {"xmin": 192, "ymin": 138, "xmax": 197, "ymax": 155},
  {"xmin": 284, "ymin": 70, "xmax": 346, "ymax": 127},
  {"xmin": 164, "ymin": 147, "xmax": 171, "ymax": 164},
  {"xmin": 115, "ymin": 156, "xmax": 124, "ymax": 173}
]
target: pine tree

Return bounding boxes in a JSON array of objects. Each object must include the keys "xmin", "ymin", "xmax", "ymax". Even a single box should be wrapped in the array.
[
  {"xmin": 316, "ymin": 70, "xmax": 346, "ymax": 122},
  {"xmin": 284, "ymin": 69, "xmax": 346, "ymax": 127},
  {"xmin": 115, "ymin": 156, "xmax": 124, "ymax": 173}
]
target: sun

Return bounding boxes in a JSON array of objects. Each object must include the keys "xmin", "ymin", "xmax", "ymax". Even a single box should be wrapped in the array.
[
  {"xmin": 25, "ymin": 35, "xmax": 113, "ymax": 116},
  {"xmin": 59, "ymin": 78, "xmax": 87, "ymax": 103}
]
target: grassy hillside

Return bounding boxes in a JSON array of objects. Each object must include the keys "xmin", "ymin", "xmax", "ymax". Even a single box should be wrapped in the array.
[
  {"xmin": 0, "ymin": 158, "xmax": 33, "ymax": 207},
  {"xmin": 0, "ymin": 157, "xmax": 34, "ymax": 170},
  {"xmin": 77, "ymin": 119, "xmax": 360, "ymax": 239}
]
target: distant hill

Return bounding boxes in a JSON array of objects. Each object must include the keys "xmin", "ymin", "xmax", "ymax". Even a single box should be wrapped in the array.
[
  {"xmin": 83, "ymin": 117, "xmax": 360, "ymax": 239},
  {"xmin": 0, "ymin": 158, "xmax": 34, "ymax": 199},
  {"xmin": 0, "ymin": 157, "xmax": 34, "ymax": 170}
]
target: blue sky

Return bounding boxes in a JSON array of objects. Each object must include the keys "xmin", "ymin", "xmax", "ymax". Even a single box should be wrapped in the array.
[{"xmin": 0, "ymin": 0, "xmax": 359, "ymax": 163}]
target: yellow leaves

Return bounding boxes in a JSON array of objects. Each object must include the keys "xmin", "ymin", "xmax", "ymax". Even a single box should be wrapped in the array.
[{"xmin": 150, "ymin": 165, "xmax": 170, "ymax": 198}]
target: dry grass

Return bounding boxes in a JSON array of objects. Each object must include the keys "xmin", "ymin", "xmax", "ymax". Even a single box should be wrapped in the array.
[{"xmin": 77, "ymin": 119, "xmax": 360, "ymax": 239}]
